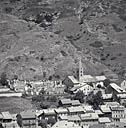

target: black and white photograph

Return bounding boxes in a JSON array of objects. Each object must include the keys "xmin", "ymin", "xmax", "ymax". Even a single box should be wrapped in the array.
[{"xmin": 0, "ymin": 0, "xmax": 126, "ymax": 128}]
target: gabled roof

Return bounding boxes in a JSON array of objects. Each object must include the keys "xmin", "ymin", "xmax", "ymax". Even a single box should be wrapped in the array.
[
  {"xmin": 102, "ymin": 94, "xmax": 112, "ymax": 100},
  {"xmin": 68, "ymin": 115, "xmax": 81, "ymax": 121},
  {"xmin": 1, "ymin": 111, "xmax": 12, "ymax": 120},
  {"xmin": 99, "ymin": 117, "xmax": 111, "ymax": 123},
  {"xmin": 110, "ymin": 83, "xmax": 126, "ymax": 93},
  {"xmin": 110, "ymin": 105, "xmax": 124, "ymax": 111},
  {"xmin": 70, "ymin": 83, "xmax": 92, "ymax": 92},
  {"xmin": 83, "ymin": 105, "xmax": 94, "ymax": 112},
  {"xmin": 67, "ymin": 76, "xmax": 79, "ymax": 84},
  {"xmin": 59, "ymin": 99, "xmax": 72, "ymax": 105},
  {"xmin": 67, "ymin": 106, "xmax": 85, "ymax": 113},
  {"xmin": 52, "ymin": 121, "xmax": 81, "ymax": 128},
  {"xmin": 20, "ymin": 110, "xmax": 36, "ymax": 119},
  {"xmin": 43, "ymin": 109, "xmax": 56, "ymax": 115},
  {"xmin": 54, "ymin": 108, "xmax": 68, "ymax": 114},
  {"xmin": 100, "ymin": 105, "xmax": 111, "ymax": 113},
  {"xmin": 117, "ymin": 94, "xmax": 126, "ymax": 99},
  {"xmin": 71, "ymin": 100, "xmax": 81, "ymax": 106},
  {"xmin": 80, "ymin": 113, "xmax": 98, "ymax": 120},
  {"xmin": 95, "ymin": 110, "xmax": 104, "ymax": 115},
  {"xmin": 95, "ymin": 76, "xmax": 107, "ymax": 81},
  {"xmin": 105, "ymin": 102, "xmax": 120, "ymax": 107},
  {"xmin": 80, "ymin": 75, "xmax": 97, "ymax": 83}
]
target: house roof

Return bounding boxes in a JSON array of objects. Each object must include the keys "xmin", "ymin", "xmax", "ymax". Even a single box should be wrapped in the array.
[
  {"xmin": 117, "ymin": 94, "xmax": 126, "ymax": 99},
  {"xmin": 2, "ymin": 122, "xmax": 20, "ymax": 128},
  {"xmin": 71, "ymin": 100, "xmax": 81, "ymax": 106},
  {"xmin": 1, "ymin": 111, "xmax": 12, "ymax": 120},
  {"xmin": 43, "ymin": 109, "xmax": 56, "ymax": 115},
  {"xmin": 99, "ymin": 117, "xmax": 111, "ymax": 123},
  {"xmin": 20, "ymin": 110, "xmax": 36, "ymax": 119},
  {"xmin": 68, "ymin": 76, "xmax": 79, "ymax": 84},
  {"xmin": 80, "ymin": 75, "xmax": 97, "ymax": 83},
  {"xmin": 51, "ymin": 121, "xmax": 81, "ymax": 128},
  {"xmin": 95, "ymin": 76, "xmax": 107, "ymax": 81},
  {"xmin": 114, "ymin": 122, "xmax": 126, "ymax": 128},
  {"xmin": 110, "ymin": 105, "xmax": 124, "ymax": 111},
  {"xmin": 68, "ymin": 115, "xmax": 81, "ymax": 121},
  {"xmin": 104, "ymin": 102, "xmax": 120, "ymax": 107},
  {"xmin": 110, "ymin": 83, "xmax": 126, "ymax": 93},
  {"xmin": 90, "ymin": 124, "xmax": 106, "ymax": 128},
  {"xmin": 59, "ymin": 99, "xmax": 72, "ymax": 105},
  {"xmin": 83, "ymin": 105, "xmax": 94, "ymax": 112},
  {"xmin": 95, "ymin": 110, "xmax": 104, "ymax": 115},
  {"xmin": 70, "ymin": 83, "xmax": 92, "ymax": 92},
  {"xmin": 102, "ymin": 94, "xmax": 112, "ymax": 100},
  {"xmin": 54, "ymin": 108, "xmax": 68, "ymax": 114},
  {"xmin": 80, "ymin": 113, "xmax": 98, "ymax": 120},
  {"xmin": 59, "ymin": 115, "xmax": 68, "ymax": 120},
  {"xmin": 100, "ymin": 105, "xmax": 111, "ymax": 113},
  {"xmin": 67, "ymin": 106, "xmax": 85, "ymax": 113},
  {"xmin": 36, "ymin": 110, "xmax": 44, "ymax": 117}
]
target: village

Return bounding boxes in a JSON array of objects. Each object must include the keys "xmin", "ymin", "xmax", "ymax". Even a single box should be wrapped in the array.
[{"xmin": 0, "ymin": 58, "xmax": 126, "ymax": 128}]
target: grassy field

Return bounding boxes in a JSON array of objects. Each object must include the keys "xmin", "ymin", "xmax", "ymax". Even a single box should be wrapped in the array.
[{"xmin": 0, "ymin": 97, "xmax": 36, "ymax": 114}]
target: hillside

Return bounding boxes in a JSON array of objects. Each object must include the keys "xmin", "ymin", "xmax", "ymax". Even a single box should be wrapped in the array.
[{"xmin": 0, "ymin": 0, "xmax": 126, "ymax": 81}]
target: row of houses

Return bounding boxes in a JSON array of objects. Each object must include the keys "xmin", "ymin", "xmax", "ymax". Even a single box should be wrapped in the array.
[{"xmin": 0, "ymin": 101, "xmax": 125, "ymax": 128}]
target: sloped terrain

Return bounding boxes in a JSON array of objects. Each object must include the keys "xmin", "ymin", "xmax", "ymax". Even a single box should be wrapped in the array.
[
  {"xmin": 0, "ymin": 13, "xmax": 116, "ymax": 80},
  {"xmin": 1, "ymin": 0, "xmax": 126, "ymax": 81}
]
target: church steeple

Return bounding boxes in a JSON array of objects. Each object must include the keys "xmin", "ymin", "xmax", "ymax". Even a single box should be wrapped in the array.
[{"xmin": 79, "ymin": 57, "xmax": 83, "ymax": 83}]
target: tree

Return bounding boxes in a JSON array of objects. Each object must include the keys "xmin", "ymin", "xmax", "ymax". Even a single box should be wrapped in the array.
[
  {"xmin": 16, "ymin": 114, "xmax": 23, "ymax": 127},
  {"xmin": 103, "ymin": 79, "xmax": 111, "ymax": 87},
  {"xmin": 47, "ymin": 117, "xmax": 56, "ymax": 126},
  {"xmin": 49, "ymin": 96, "xmax": 57, "ymax": 102},
  {"xmin": 40, "ymin": 102, "xmax": 50, "ymax": 109},
  {"xmin": 0, "ymin": 72, "xmax": 8, "ymax": 86},
  {"xmin": 87, "ymin": 91, "xmax": 103, "ymax": 109},
  {"xmin": 38, "ymin": 119, "xmax": 47, "ymax": 128},
  {"xmin": 74, "ymin": 90, "xmax": 85, "ymax": 103}
]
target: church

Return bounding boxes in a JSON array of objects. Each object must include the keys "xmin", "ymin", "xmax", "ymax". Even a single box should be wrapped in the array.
[{"xmin": 63, "ymin": 58, "xmax": 107, "ymax": 95}]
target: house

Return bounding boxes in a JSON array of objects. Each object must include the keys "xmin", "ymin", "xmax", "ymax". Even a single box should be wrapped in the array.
[
  {"xmin": 79, "ymin": 75, "xmax": 97, "ymax": 83},
  {"xmin": 89, "ymin": 124, "xmax": 106, "ymax": 128},
  {"xmin": 67, "ymin": 115, "xmax": 81, "ymax": 125},
  {"xmin": 63, "ymin": 76, "xmax": 79, "ymax": 89},
  {"xmin": 117, "ymin": 94, "xmax": 126, "ymax": 104},
  {"xmin": 82, "ymin": 105, "xmax": 94, "ymax": 113},
  {"xmin": 106, "ymin": 83, "xmax": 126, "ymax": 95},
  {"xmin": 110, "ymin": 105, "xmax": 125, "ymax": 122},
  {"xmin": 1, "ymin": 112, "xmax": 12, "ymax": 123},
  {"xmin": 98, "ymin": 117, "xmax": 111, "ymax": 124},
  {"xmin": 2, "ymin": 122, "xmax": 20, "ymax": 128},
  {"xmin": 67, "ymin": 106, "xmax": 85, "ymax": 115},
  {"xmin": 40, "ymin": 109, "xmax": 56, "ymax": 120},
  {"xmin": 58, "ymin": 99, "xmax": 72, "ymax": 107},
  {"xmin": 80, "ymin": 113, "xmax": 99, "ymax": 125},
  {"xmin": 102, "ymin": 94, "xmax": 113, "ymax": 102},
  {"xmin": 95, "ymin": 110, "xmax": 104, "ymax": 117},
  {"xmin": 105, "ymin": 102, "xmax": 120, "ymax": 107},
  {"xmin": 19, "ymin": 110, "xmax": 36, "ymax": 128},
  {"xmin": 95, "ymin": 76, "xmax": 107, "ymax": 82},
  {"xmin": 99, "ymin": 105, "xmax": 112, "ymax": 118},
  {"xmin": 70, "ymin": 83, "xmax": 94, "ymax": 96},
  {"xmin": 51, "ymin": 120, "xmax": 81, "ymax": 128},
  {"xmin": 54, "ymin": 108, "xmax": 68, "ymax": 120},
  {"xmin": 121, "ymin": 80, "xmax": 126, "ymax": 91},
  {"xmin": 71, "ymin": 100, "xmax": 81, "ymax": 106}
]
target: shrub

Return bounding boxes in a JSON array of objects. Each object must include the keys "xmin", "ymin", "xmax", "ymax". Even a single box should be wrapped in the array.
[{"xmin": 90, "ymin": 41, "xmax": 103, "ymax": 48}]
